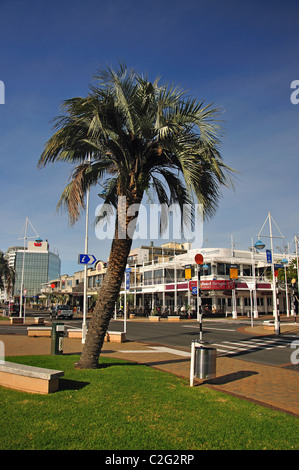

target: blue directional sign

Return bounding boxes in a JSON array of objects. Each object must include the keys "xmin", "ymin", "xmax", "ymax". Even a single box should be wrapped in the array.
[
  {"xmin": 78, "ymin": 254, "xmax": 97, "ymax": 265},
  {"xmin": 125, "ymin": 272, "xmax": 130, "ymax": 290},
  {"xmin": 191, "ymin": 286, "xmax": 197, "ymax": 295},
  {"xmin": 266, "ymin": 249, "xmax": 272, "ymax": 263}
]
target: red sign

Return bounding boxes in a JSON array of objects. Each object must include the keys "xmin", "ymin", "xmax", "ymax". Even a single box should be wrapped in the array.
[
  {"xmin": 200, "ymin": 280, "xmax": 235, "ymax": 290},
  {"xmin": 189, "ymin": 280, "xmax": 198, "ymax": 291},
  {"xmin": 194, "ymin": 254, "xmax": 204, "ymax": 265},
  {"xmin": 166, "ymin": 282, "xmax": 188, "ymax": 291},
  {"xmin": 34, "ymin": 242, "xmax": 42, "ymax": 247}
]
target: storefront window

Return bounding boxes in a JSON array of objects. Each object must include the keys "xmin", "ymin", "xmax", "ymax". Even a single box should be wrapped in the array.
[
  {"xmin": 154, "ymin": 269, "xmax": 164, "ymax": 284},
  {"xmin": 242, "ymin": 265, "xmax": 252, "ymax": 276},
  {"xmin": 165, "ymin": 268, "xmax": 174, "ymax": 283},
  {"xmin": 144, "ymin": 271, "xmax": 152, "ymax": 285}
]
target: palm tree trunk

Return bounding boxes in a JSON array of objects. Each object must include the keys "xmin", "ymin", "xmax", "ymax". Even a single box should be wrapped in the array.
[{"xmin": 75, "ymin": 193, "xmax": 141, "ymax": 369}]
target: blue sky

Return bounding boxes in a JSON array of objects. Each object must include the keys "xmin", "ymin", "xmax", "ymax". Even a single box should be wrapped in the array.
[{"xmin": 1, "ymin": 0, "xmax": 299, "ymax": 275}]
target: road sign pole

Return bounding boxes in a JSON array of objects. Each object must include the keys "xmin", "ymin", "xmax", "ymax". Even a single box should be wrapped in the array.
[
  {"xmin": 124, "ymin": 288, "xmax": 127, "ymax": 334},
  {"xmin": 195, "ymin": 254, "xmax": 203, "ymax": 342},
  {"xmin": 197, "ymin": 265, "xmax": 202, "ymax": 341},
  {"xmin": 124, "ymin": 270, "xmax": 130, "ymax": 334}
]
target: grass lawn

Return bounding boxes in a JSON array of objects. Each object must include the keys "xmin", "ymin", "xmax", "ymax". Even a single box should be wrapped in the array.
[{"xmin": 0, "ymin": 355, "xmax": 298, "ymax": 450}]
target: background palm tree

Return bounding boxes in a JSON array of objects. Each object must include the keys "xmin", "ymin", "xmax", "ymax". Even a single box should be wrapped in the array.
[
  {"xmin": 0, "ymin": 250, "xmax": 15, "ymax": 298},
  {"xmin": 38, "ymin": 63, "xmax": 235, "ymax": 369}
]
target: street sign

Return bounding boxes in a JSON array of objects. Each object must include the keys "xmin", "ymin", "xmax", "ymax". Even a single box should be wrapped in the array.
[
  {"xmin": 191, "ymin": 286, "xmax": 197, "ymax": 295},
  {"xmin": 230, "ymin": 265, "xmax": 238, "ymax": 280},
  {"xmin": 185, "ymin": 264, "xmax": 192, "ymax": 280},
  {"xmin": 195, "ymin": 254, "xmax": 204, "ymax": 265},
  {"xmin": 126, "ymin": 272, "xmax": 130, "ymax": 290},
  {"xmin": 78, "ymin": 254, "xmax": 97, "ymax": 265},
  {"xmin": 247, "ymin": 282, "xmax": 256, "ymax": 291},
  {"xmin": 266, "ymin": 249, "xmax": 272, "ymax": 263}
]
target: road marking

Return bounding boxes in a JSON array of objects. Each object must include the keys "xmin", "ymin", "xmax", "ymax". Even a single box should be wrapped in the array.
[
  {"xmin": 120, "ymin": 346, "xmax": 190, "ymax": 357},
  {"xmin": 182, "ymin": 325, "xmax": 235, "ymax": 332},
  {"xmin": 210, "ymin": 337, "xmax": 294, "ymax": 356}
]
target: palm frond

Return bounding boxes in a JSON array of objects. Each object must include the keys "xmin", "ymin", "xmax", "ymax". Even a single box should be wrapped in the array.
[{"xmin": 39, "ymin": 62, "xmax": 236, "ymax": 231}]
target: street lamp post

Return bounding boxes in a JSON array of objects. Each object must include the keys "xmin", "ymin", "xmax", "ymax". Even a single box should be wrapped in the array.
[
  {"xmin": 255, "ymin": 237, "xmax": 280, "ymax": 334},
  {"xmin": 281, "ymin": 258, "xmax": 289, "ymax": 317},
  {"xmin": 291, "ymin": 279, "xmax": 297, "ymax": 322},
  {"xmin": 19, "ymin": 217, "xmax": 40, "ymax": 322},
  {"xmin": 295, "ymin": 235, "xmax": 299, "ymax": 302},
  {"xmin": 82, "ymin": 153, "xmax": 91, "ymax": 344},
  {"xmin": 249, "ymin": 239, "xmax": 259, "ymax": 319}
]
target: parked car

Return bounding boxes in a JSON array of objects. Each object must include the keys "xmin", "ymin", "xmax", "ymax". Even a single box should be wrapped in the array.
[
  {"xmin": 51, "ymin": 305, "xmax": 73, "ymax": 319},
  {"xmin": 4, "ymin": 303, "xmax": 20, "ymax": 316}
]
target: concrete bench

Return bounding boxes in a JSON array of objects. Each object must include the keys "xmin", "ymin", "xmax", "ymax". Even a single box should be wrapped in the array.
[
  {"xmin": 67, "ymin": 329, "xmax": 126, "ymax": 343},
  {"xmin": 167, "ymin": 316, "xmax": 181, "ymax": 322},
  {"xmin": 263, "ymin": 320, "xmax": 275, "ymax": 330},
  {"xmin": 67, "ymin": 328, "xmax": 83, "ymax": 339},
  {"xmin": 9, "ymin": 317, "xmax": 24, "ymax": 324},
  {"xmin": 0, "ymin": 361, "xmax": 64, "ymax": 394},
  {"xmin": 105, "ymin": 331, "xmax": 126, "ymax": 343},
  {"xmin": 27, "ymin": 327, "xmax": 52, "ymax": 337}
]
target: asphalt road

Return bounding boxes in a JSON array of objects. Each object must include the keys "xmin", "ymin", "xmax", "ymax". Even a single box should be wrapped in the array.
[
  {"xmin": 2, "ymin": 313, "xmax": 298, "ymax": 370},
  {"xmin": 109, "ymin": 319, "xmax": 298, "ymax": 369}
]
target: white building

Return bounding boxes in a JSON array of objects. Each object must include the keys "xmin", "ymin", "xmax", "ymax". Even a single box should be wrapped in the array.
[
  {"xmin": 46, "ymin": 242, "xmax": 296, "ymax": 318},
  {"xmin": 124, "ymin": 245, "xmax": 294, "ymax": 318}
]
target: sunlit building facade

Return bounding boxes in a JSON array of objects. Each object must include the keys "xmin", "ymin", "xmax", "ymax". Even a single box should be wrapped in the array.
[{"xmin": 47, "ymin": 242, "xmax": 296, "ymax": 318}]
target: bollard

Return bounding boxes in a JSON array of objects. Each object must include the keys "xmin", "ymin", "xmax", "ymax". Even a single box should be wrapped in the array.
[{"xmin": 51, "ymin": 322, "xmax": 65, "ymax": 355}]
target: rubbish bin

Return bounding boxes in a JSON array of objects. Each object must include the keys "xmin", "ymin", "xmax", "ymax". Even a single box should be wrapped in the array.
[
  {"xmin": 190, "ymin": 341, "xmax": 217, "ymax": 386},
  {"xmin": 51, "ymin": 321, "xmax": 65, "ymax": 355}
]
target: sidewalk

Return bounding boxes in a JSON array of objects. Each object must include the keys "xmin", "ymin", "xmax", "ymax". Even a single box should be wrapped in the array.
[{"xmin": 1, "ymin": 322, "xmax": 298, "ymax": 417}]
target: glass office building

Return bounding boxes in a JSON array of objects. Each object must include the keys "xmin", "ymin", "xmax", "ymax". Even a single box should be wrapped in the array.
[{"xmin": 7, "ymin": 239, "xmax": 61, "ymax": 299}]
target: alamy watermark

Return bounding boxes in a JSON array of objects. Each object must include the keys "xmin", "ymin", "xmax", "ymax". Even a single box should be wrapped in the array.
[
  {"xmin": 0, "ymin": 80, "xmax": 4, "ymax": 104},
  {"xmin": 95, "ymin": 197, "xmax": 204, "ymax": 248},
  {"xmin": 290, "ymin": 80, "xmax": 299, "ymax": 104},
  {"xmin": 0, "ymin": 340, "xmax": 4, "ymax": 364},
  {"xmin": 290, "ymin": 340, "xmax": 299, "ymax": 365}
]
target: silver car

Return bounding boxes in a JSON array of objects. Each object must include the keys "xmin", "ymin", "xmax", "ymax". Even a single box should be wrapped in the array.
[{"xmin": 51, "ymin": 305, "xmax": 73, "ymax": 319}]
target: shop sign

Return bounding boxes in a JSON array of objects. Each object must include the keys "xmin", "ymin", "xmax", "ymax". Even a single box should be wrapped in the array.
[
  {"xmin": 200, "ymin": 280, "xmax": 235, "ymax": 290},
  {"xmin": 189, "ymin": 280, "xmax": 198, "ymax": 291},
  {"xmin": 185, "ymin": 264, "xmax": 192, "ymax": 280},
  {"xmin": 230, "ymin": 264, "xmax": 238, "ymax": 280}
]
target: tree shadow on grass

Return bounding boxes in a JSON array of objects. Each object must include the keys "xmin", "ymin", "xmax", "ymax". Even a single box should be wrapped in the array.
[
  {"xmin": 59, "ymin": 378, "xmax": 90, "ymax": 391},
  {"xmin": 58, "ymin": 362, "xmax": 142, "ymax": 391},
  {"xmin": 98, "ymin": 361, "xmax": 142, "ymax": 369}
]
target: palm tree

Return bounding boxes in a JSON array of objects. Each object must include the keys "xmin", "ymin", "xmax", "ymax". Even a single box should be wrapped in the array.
[
  {"xmin": 38, "ymin": 63, "xmax": 235, "ymax": 369},
  {"xmin": 0, "ymin": 250, "xmax": 15, "ymax": 298}
]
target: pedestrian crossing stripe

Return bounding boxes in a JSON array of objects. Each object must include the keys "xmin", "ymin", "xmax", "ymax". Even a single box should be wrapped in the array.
[
  {"xmin": 211, "ymin": 337, "xmax": 293, "ymax": 356},
  {"xmin": 119, "ymin": 338, "xmax": 294, "ymax": 358}
]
